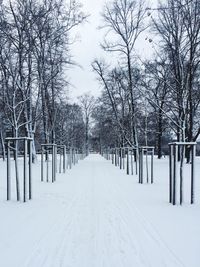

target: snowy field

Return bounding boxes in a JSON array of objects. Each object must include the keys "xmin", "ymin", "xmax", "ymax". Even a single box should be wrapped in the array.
[{"xmin": 0, "ymin": 154, "xmax": 199, "ymax": 267}]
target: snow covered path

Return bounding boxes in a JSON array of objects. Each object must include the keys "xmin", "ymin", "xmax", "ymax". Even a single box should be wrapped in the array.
[{"xmin": 0, "ymin": 154, "xmax": 199, "ymax": 267}]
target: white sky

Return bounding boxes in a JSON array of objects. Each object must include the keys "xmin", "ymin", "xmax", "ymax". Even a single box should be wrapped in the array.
[
  {"xmin": 67, "ymin": 0, "xmax": 106, "ymax": 100},
  {"xmin": 68, "ymin": 0, "xmax": 156, "ymax": 101}
]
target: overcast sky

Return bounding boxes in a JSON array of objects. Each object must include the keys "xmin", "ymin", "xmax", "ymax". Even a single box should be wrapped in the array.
[
  {"xmin": 67, "ymin": 0, "xmax": 106, "ymax": 100},
  {"xmin": 68, "ymin": 0, "xmax": 156, "ymax": 101}
]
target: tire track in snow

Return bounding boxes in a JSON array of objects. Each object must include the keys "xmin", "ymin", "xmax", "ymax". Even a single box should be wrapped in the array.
[
  {"xmin": 104, "ymin": 159, "xmax": 185, "ymax": 267},
  {"xmin": 22, "ymin": 195, "xmax": 79, "ymax": 267},
  {"xmin": 92, "ymin": 161, "xmax": 147, "ymax": 267},
  {"xmin": 23, "ymin": 161, "xmax": 96, "ymax": 267},
  {"xmin": 10, "ymin": 155, "xmax": 186, "ymax": 267}
]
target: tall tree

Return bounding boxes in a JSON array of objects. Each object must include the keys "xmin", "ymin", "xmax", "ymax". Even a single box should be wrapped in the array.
[
  {"xmin": 78, "ymin": 93, "xmax": 95, "ymax": 156},
  {"xmin": 100, "ymin": 0, "xmax": 147, "ymax": 148},
  {"xmin": 152, "ymin": 0, "xmax": 200, "ymax": 146}
]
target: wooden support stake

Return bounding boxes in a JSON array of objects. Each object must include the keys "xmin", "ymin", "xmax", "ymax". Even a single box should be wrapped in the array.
[
  {"xmin": 173, "ymin": 145, "xmax": 177, "ymax": 205},
  {"xmin": 139, "ymin": 149, "xmax": 141, "ymax": 183},
  {"xmin": 52, "ymin": 146, "xmax": 55, "ymax": 182},
  {"xmin": 120, "ymin": 148, "xmax": 122, "ymax": 169},
  {"xmin": 24, "ymin": 139, "xmax": 28, "ymax": 202},
  {"xmin": 29, "ymin": 140, "xmax": 32, "ymax": 200},
  {"xmin": 191, "ymin": 145, "xmax": 195, "ymax": 204},
  {"xmin": 41, "ymin": 146, "xmax": 44, "ymax": 182},
  {"xmin": 7, "ymin": 141, "xmax": 11, "ymax": 201},
  {"xmin": 122, "ymin": 149, "xmax": 125, "ymax": 170},
  {"xmin": 70, "ymin": 148, "xmax": 72, "ymax": 169},
  {"xmin": 59, "ymin": 151, "xmax": 62, "ymax": 173},
  {"xmin": 131, "ymin": 149, "xmax": 133, "ymax": 175},
  {"xmin": 54, "ymin": 146, "xmax": 57, "ymax": 181},
  {"xmin": 63, "ymin": 146, "xmax": 66, "ymax": 173},
  {"xmin": 55, "ymin": 146, "xmax": 57, "ymax": 174},
  {"xmin": 169, "ymin": 145, "xmax": 173, "ymax": 203},
  {"xmin": 112, "ymin": 150, "xmax": 114, "ymax": 164},
  {"xmin": 47, "ymin": 150, "xmax": 49, "ymax": 182},
  {"xmin": 141, "ymin": 149, "xmax": 144, "ymax": 183},
  {"xmin": 135, "ymin": 149, "xmax": 138, "ymax": 175},
  {"xmin": 127, "ymin": 148, "xmax": 129, "ymax": 175},
  {"xmin": 151, "ymin": 149, "xmax": 154, "ymax": 184}
]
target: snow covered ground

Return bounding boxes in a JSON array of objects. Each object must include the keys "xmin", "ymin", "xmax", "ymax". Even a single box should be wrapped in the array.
[{"xmin": 0, "ymin": 154, "xmax": 199, "ymax": 267}]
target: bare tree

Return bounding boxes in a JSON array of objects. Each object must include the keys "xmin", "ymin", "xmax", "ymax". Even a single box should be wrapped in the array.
[
  {"xmin": 32, "ymin": 0, "xmax": 87, "ymax": 145},
  {"xmin": 152, "ymin": 0, "xmax": 200, "ymax": 146},
  {"xmin": 78, "ymin": 93, "xmax": 95, "ymax": 155},
  {"xmin": 55, "ymin": 101, "xmax": 85, "ymax": 149},
  {"xmin": 142, "ymin": 59, "xmax": 171, "ymax": 158},
  {"xmin": 100, "ymin": 0, "xmax": 147, "ymax": 148}
]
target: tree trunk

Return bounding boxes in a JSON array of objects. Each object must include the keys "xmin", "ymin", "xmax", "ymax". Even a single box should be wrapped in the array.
[
  {"xmin": 14, "ymin": 130, "xmax": 20, "ymax": 201},
  {"xmin": 157, "ymin": 109, "xmax": 163, "ymax": 159},
  {"xmin": 85, "ymin": 117, "xmax": 89, "ymax": 156},
  {"xmin": 0, "ymin": 130, "xmax": 6, "ymax": 161}
]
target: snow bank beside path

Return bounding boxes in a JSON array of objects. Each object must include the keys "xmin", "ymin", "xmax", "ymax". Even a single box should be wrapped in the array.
[{"xmin": 0, "ymin": 154, "xmax": 199, "ymax": 267}]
